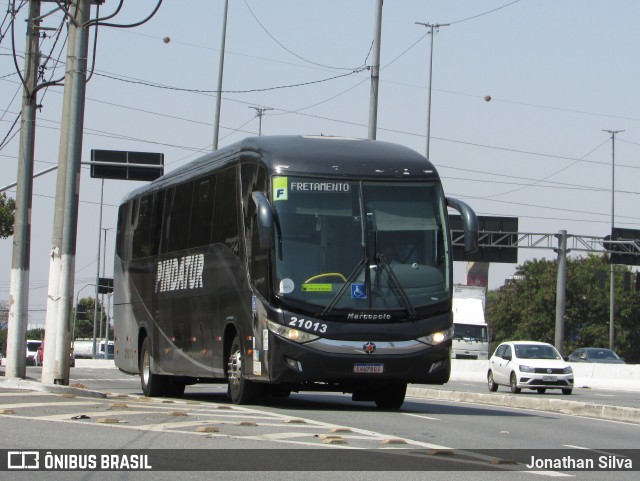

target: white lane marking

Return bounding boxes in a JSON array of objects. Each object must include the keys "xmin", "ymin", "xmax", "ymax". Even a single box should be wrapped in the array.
[
  {"xmin": 0, "ymin": 391, "xmax": 52, "ymax": 397},
  {"xmin": 402, "ymin": 413, "xmax": 441, "ymax": 421},
  {"xmin": 0, "ymin": 401, "xmax": 100, "ymax": 410}
]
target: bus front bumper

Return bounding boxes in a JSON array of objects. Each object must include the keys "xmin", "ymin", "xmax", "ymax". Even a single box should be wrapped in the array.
[{"xmin": 262, "ymin": 334, "xmax": 451, "ymax": 387}]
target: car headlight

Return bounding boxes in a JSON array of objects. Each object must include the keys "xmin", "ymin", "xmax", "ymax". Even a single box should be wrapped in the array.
[
  {"xmin": 418, "ymin": 326, "xmax": 454, "ymax": 346},
  {"xmin": 563, "ymin": 366, "xmax": 573, "ymax": 374},
  {"xmin": 519, "ymin": 365, "xmax": 535, "ymax": 373},
  {"xmin": 267, "ymin": 320, "xmax": 319, "ymax": 344}
]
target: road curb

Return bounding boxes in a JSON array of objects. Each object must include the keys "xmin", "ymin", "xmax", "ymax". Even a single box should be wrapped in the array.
[
  {"xmin": 0, "ymin": 377, "xmax": 107, "ymax": 399},
  {"xmin": 406, "ymin": 386, "xmax": 640, "ymax": 424}
]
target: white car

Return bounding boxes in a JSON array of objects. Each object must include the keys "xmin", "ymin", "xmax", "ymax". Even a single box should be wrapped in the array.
[
  {"xmin": 487, "ymin": 341, "xmax": 574, "ymax": 395},
  {"xmin": 26, "ymin": 340, "xmax": 42, "ymax": 366}
]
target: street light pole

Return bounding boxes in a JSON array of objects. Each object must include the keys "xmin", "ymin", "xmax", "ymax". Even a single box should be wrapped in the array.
[
  {"xmin": 99, "ymin": 228, "xmax": 110, "ymax": 341},
  {"xmin": 212, "ymin": 0, "xmax": 229, "ymax": 150},
  {"xmin": 415, "ymin": 22, "xmax": 449, "ymax": 161},
  {"xmin": 603, "ymin": 129, "xmax": 624, "ymax": 351},
  {"xmin": 367, "ymin": 0, "xmax": 383, "ymax": 140}
]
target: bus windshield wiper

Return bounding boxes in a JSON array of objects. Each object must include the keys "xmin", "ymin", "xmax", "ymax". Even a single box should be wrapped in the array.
[
  {"xmin": 320, "ymin": 257, "xmax": 368, "ymax": 317},
  {"xmin": 376, "ymin": 254, "xmax": 417, "ymax": 319}
]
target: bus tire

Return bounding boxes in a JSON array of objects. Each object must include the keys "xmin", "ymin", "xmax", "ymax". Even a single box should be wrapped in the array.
[
  {"xmin": 166, "ymin": 380, "xmax": 186, "ymax": 397},
  {"xmin": 140, "ymin": 337, "xmax": 166, "ymax": 397},
  {"xmin": 374, "ymin": 382, "xmax": 407, "ymax": 409},
  {"xmin": 227, "ymin": 334, "xmax": 261, "ymax": 404}
]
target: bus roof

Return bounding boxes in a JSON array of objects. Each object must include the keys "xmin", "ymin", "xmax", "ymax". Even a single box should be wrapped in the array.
[{"xmin": 122, "ymin": 136, "xmax": 440, "ymax": 204}]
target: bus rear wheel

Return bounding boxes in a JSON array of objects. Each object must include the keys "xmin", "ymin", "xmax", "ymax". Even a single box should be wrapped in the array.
[
  {"xmin": 140, "ymin": 337, "xmax": 167, "ymax": 397},
  {"xmin": 374, "ymin": 382, "xmax": 407, "ymax": 409},
  {"xmin": 227, "ymin": 335, "xmax": 262, "ymax": 404}
]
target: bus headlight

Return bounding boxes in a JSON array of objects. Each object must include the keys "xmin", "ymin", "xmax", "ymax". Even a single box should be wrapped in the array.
[
  {"xmin": 268, "ymin": 320, "xmax": 319, "ymax": 344},
  {"xmin": 417, "ymin": 326, "xmax": 454, "ymax": 346}
]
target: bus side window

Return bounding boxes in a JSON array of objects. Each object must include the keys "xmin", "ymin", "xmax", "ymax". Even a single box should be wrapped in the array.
[
  {"xmin": 116, "ymin": 204, "xmax": 126, "ymax": 259},
  {"xmin": 132, "ymin": 195, "xmax": 153, "ymax": 258},
  {"xmin": 241, "ymin": 164, "xmax": 269, "ymax": 299},
  {"xmin": 189, "ymin": 175, "xmax": 216, "ymax": 249},
  {"xmin": 212, "ymin": 167, "xmax": 239, "ymax": 254},
  {"xmin": 168, "ymin": 182, "xmax": 193, "ymax": 253},
  {"xmin": 159, "ymin": 188, "xmax": 173, "ymax": 255}
]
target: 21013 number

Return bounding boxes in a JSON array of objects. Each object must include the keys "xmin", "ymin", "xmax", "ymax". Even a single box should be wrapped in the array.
[{"xmin": 288, "ymin": 317, "xmax": 328, "ymax": 334}]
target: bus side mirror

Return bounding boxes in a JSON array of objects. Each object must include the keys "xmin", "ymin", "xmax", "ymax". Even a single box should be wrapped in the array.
[
  {"xmin": 252, "ymin": 192, "xmax": 275, "ymax": 249},
  {"xmin": 446, "ymin": 197, "xmax": 478, "ymax": 253}
]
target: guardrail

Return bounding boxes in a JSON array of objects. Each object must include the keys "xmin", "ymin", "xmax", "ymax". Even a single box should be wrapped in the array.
[{"xmin": 451, "ymin": 359, "xmax": 640, "ymax": 391}]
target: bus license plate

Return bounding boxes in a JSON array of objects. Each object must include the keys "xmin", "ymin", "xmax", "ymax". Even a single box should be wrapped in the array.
[{"xmin": 354, "ymin": 363, "xmax": 384, "ymax": 374}]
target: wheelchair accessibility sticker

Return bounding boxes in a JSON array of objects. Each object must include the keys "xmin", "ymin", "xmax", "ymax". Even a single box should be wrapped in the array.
[{"xmin": 351, "ymin": 283, "xmax": 366, "ymax": 299}]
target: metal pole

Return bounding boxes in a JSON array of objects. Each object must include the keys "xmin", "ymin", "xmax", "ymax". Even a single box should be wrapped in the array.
[
  {"xmin": 6, "ymin": 0, "xmax": 42, "ymax": 378},
  {"xmin": 53, "ymin": 0, "xmax": 91, "ymax": 384},
  {"xmin": 0, "ymin": 165, "xmax": 58, "ymax": 193},
  {"xmin": 415, "ymin": 22, "xmax": 449, "ymax": 161},
  {"xmin": 603, "ymin": 129, "xmax": 624, "ymax": 350},
  {"xmin": 104, "ymin": 293, "xmax": 111, "ymax": 358},
  {"xmin": 554, "ymin": 230, "xmax": 567, "ymax": 355},
  {"xmin": 98, "ymin": 227, "xmax": 109, "ymax": 342},
  {"xmin": 92, "ymin": 179, "xmax": 103, "ymax": 358},
  {"xmin": 212, "ymin": 0, "xmax": 228, "ymax": 150},
  {"xmin": 367, "ymin": 0, "xmax": 383, "ymax": 140}
]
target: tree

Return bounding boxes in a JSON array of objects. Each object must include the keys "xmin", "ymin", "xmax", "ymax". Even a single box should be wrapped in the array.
[
  {"xmin": 0, "ymin": 192, "xmax": 16, "ymax": 239},
  {"xmin": 486, "ymin": 254, "xmax": 640, "ymax": 364},
  {"xmin": 73, "ymin": 297, "xmax": 106, "ymax": 340}
]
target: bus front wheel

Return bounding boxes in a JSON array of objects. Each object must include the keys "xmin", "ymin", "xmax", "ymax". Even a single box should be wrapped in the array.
[
  {"xmin": 227, "ymin": 335, "xmax": 262, "ymax": 404},
  {"xmin": 374, "ymin": 382, "xmax": 407, "ymax": 409}
]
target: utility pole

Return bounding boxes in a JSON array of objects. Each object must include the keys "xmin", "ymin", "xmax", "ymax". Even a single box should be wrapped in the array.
[
  {"xmin": 554, "ymin": 230, "xmax": 567, "ymax": 355},
  {"xmin": 249, "ymin": 107, "xmax": 273, "ymax": 136},
  {"xmin": 42, "ymin": 0, "xmax": 92, "ymax": 385},
  {"xmin": 603, "ymin": 129, "xmax": 624, "ymax": 351},
  {"xmin": 367, "ymin": 0, "xmax": 383, "ymax": 140},
  {"xmin": 6, "ymin": 0, "xmax": 42, "ymax": 379},
  {"xmin": 415, "ymin": 22, "xmax": 449, "ymax": 161},
  {"xmin": 212, "ymin": 0, "xmax": 229, "ymax": 150}
]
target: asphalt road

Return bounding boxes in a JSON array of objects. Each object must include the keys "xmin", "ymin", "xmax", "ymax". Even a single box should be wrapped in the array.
[{"xmin": 0, "ymin": 366, "xmax": 639, "ymax": 480}]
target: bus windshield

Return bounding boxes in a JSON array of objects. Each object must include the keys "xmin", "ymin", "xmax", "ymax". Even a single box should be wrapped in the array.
[{"xmin": 272, "ymin": 177, "xmax": 450, "ymax": 314}]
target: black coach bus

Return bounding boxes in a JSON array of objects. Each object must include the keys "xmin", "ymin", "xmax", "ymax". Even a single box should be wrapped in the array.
[{"xmin": 114, "ymin": 136, "xmax": 477, "ymax": 409}]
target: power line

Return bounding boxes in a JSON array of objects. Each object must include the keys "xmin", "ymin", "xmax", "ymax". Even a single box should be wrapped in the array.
[
  {"xmin": 448, "ymin": 0, "xmax": 522, "ymax": 25},
  {"xmin": 242, "ymin": 0, "xmax": 371, "ymax": 71},
  {"xmin": 92, "ymin": 67, "xmax": 368, "ymax": 94}
]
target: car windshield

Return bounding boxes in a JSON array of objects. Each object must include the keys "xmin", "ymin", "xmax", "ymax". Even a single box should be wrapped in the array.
[
  {"xmin": 588, "ymin": 349, "xmax": 620, "ymax": 360},
  {"xmin": 453, "ymin": 324, "xmax": 487, "ymax": 342},
  {"xmin": 515, "ymin": 344, "xmax": 560, "ymax": 360},
  {"xmin": 27, "ymin": 341, "xmax": 41, "ymax": 351},
  {"xmin": 272, "ymin": 177, "xmax": 450, "ymax": 315}
]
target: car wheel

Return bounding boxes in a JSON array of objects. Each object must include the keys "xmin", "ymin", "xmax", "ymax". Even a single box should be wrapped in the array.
[
  {"xmin": 536, "ymin": 388, "xmax": 546, "ymax": 394},
  {"xmin": 562, "ymin": 389, "xmax": 572, "ymax": 395},
  {"xmin": 510, "ymin": 373, "xmax": 521, "ymax": 394},
  {"xmin": 487, "ymin": 371, "xmax": 498, "ymax": 392}
]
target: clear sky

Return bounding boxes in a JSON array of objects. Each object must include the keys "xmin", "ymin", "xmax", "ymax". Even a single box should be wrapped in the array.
[{"xmin": 1, "ymin": 0, "xmax": 639, "ymax": 328}]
